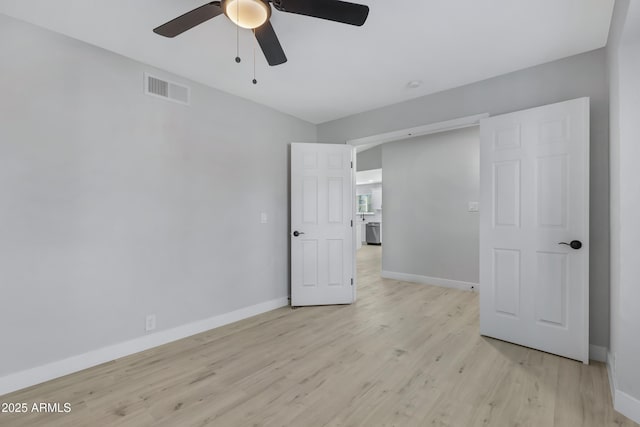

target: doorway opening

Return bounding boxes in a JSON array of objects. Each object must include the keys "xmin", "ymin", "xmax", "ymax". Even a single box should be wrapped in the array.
[
  {"xmin": 348, "ymin": 114, "xmax": 487, "ymax": 291},
  {"xmin": 354, "ymin": 127, "xmax": 480, "ymax": 292},
  {"xmin": 355, "ymin": 167, "xmax": 383, "ymax": 284},
  {"xmin": 356, "ymin": 168, "xmax": 382, "ymax": 246}
]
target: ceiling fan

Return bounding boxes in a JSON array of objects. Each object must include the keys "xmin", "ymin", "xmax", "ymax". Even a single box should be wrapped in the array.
[{"xmin": 153, "ymin": 0, "xmax": 370, "ymax": 66}]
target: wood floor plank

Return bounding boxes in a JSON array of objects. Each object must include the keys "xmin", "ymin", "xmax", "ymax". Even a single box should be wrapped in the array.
[{"xmin": 0, "ymin": 245, "xmax": 636, "ymax": 426}]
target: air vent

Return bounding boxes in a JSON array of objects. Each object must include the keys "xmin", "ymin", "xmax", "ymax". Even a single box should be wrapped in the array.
[{"xmin": 144, "ymin": 73, "xmax": 190, "ymax": 105}]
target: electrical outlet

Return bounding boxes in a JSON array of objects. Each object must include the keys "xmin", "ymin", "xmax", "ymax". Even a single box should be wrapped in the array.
[
  {"xmin": 145, "ymin": 314, "xmax": 156, "ymax": 332},
  {"xmin": 260, "ymin": 212, "xmax": 268, "ymax": 224}
]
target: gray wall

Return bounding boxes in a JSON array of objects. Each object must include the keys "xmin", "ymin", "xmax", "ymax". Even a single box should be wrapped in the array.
[
  {"xmin": 356, "ymin": 145, "xmax": 382, "ymax": 171},
  {"xmin": 382, "ymin": 127, "xmax": 479, "ymax": 284},
  {"xmin": 0, "ymin": 15, "xmax": 316, "ymax": 377},
  {"xmin": 607, "ymin": 0, "xmax": 640, "ymax": 406},
  {"xmin": 319, "ymin": 48, "xmax": 610, "ymax": 348}
]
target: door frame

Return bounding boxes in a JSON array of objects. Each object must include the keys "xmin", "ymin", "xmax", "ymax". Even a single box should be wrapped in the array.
[
  {"xmin": 351, "ymin": 146, "xmax": 358, "ymax": 300},
  {"xmin": 345, "ymin": 113, "xmax": 489, "ymax": 293},
  {"xmin": 345, "ymin": 113, "xmax": 489, "ymax": 152}
]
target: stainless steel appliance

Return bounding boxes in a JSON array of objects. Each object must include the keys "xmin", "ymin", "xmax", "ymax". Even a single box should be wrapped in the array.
[{"xmin": 366, "ymin": 222, "xmax": 381, "ymax": 245}]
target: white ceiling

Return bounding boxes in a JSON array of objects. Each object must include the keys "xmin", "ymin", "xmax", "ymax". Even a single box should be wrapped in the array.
[{"xmin": 0, "ymin": 0, "xmax": 614, "ymax": 124}]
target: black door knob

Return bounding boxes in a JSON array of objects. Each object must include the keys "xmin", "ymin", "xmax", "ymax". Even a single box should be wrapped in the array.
[
  {"xmin": 559, "ymin": 240, "xmax": 582, "ymax": 249},
  {"xmin": 292, "ymin": 231, "xmax": 305, "ymax": 237}
]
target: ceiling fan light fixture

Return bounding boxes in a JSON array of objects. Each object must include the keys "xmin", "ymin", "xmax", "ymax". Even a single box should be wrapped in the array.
[{"xmin": 223, "ymin": 0, "xmax": 271, "ymax": 29}]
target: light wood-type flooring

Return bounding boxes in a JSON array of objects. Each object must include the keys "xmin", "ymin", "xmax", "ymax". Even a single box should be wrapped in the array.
[{"xmin": 1, "ymin": 245, "xmax": 637, "ymax": 426}]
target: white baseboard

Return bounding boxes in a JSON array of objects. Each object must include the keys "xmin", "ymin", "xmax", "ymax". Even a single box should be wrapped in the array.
[
  {"xmin": 608, "ymin": 351, "xmax": 617, "ymax": 408},
  {"xmin": 381, "ymin": 270, "xmax": 477, "ymax": 291},
  {"xmin": 607, "ymin": 350, "xmax": 640, "ymax": 424},
  {"xmin": 616, "ymin": 389, "xmax": 640, "ymax": 424},
  {"xmin": 589, "ymin": 344, "xmax": 607, "ymax": 362},
  {"xmin": 0, "ymin": 297, "xmax": 289, "ymax": 397}
]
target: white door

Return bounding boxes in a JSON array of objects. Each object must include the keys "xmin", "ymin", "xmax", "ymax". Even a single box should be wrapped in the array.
[
  {"xmin": 479, "ymin": 98, "xmax": 589, "ymax": 363},
  {"xmin": 291, "ymin": 143, "xmax": 355, "ymax": 306}
]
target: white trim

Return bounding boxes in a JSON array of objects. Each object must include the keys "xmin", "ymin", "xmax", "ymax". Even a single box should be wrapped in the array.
[
  {"xmin": 381, "ymin": 270, "xmax": 477, "ymax": 291},
  {"xmin": 581, "ymin": 97, "xmax": 591, "ymax": 366},
  {"xmin": 589, "ymin": 344, "xmax": 607, "ymax": 362},
  {"xmin": 351, "ymin": 146, "xmax": 358, "ymax": 302},
  {"xmin": 608, "ymin": 351, "xmax": 617, "ymax": 408},
  {"xmin": 0, "ymin": 297, "xmax": 288, "ymax": 397},
  {"xmin": 347, "ymin": 113, "xmax": 489, "ymax": 152},
  {"xmin": 607, "ymin": 351, "xmax": 640, "ymax": 424},
  {"xmin": 615, "ymin": 389, "xmax": 640, "ymax": 424}
]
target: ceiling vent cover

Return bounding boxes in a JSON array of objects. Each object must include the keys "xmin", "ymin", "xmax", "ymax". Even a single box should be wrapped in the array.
[{"xmin": 144, "ymin": 73, "xmax": 190, "ymax": 105}]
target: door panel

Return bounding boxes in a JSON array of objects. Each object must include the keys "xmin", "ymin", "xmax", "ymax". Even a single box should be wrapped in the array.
[
  {"xmin": 291, "ymin": 143, "xmax": 354, "ymax": 306},
  {"xmin": 493, "ymin": 161, "xmax": 520, "ymax": 227},
  {"xmin": 494, "ymin": 125, "xmax": 521, "ymax": 150},
  {"xmin": 302, "ymin": 177, "xmax": 318, "ymax": 224},
  {"xmin": 493, "ymin": 248, "xmax": 521, "ymax": 317},
  {"xmin": 536, "ymin": 155, "xmax": 568, "ymax": 227},
  {"xmin": 535, "ymin": 252, "xmax": 567, "ymax": 326},
  {"xmin": 480, "ymin": 97, "xmax": 589, "ymax": 363},
  {"xmin": 302, "ymin": 240, "xmax": 318, "ymax": 287},
  {"xmin": 328, "ymin": 178, "xmax": 344, "ymax": 223},
  {"xmin": 327, "ymin": 239, "xmax": 344, "ymax": 286}
]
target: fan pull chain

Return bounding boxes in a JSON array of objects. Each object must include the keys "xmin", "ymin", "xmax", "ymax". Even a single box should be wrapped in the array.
[
  {"xmin": 252, "ymin": 29, "xmax": 257, "ymax": 84},
  {"xmin": 235, "ymin": 0, "xmax": 241, "ymax": 63}
]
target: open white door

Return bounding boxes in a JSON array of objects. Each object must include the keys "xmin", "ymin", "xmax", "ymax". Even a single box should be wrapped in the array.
[
  {"xmin": 479, "ymin": 98, "xmax": 589, "ymax": 363},
  {"xmin": 291, "ymin": 143, "xmax": 354, "ymax": 307}
]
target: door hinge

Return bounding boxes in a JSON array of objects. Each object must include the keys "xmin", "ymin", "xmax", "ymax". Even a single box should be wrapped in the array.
[
  {"xmin": 351, "ymin": 219, "xmax": 353, "ymax": 227},
  {"xmin": 350, "ymin": 161, "xmax": 353, "ymax": 169},
  {"xmin": 351, "ymin": 278, "xmax": 354, "ymax": 286}
]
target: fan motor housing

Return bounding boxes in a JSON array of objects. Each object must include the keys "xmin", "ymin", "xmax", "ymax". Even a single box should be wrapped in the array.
[{"xmin": 221, "ymin": 0, "xmax": 272, "ymax": 29}]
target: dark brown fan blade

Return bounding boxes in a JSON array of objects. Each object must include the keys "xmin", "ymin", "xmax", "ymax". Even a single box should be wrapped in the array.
[
  {"xmin": 153, "ymin": 2, "xmax": 223, "ymax": 38},
  {"xmin": 274, "ymin": 0, "xmax": 369, "ymax": 26},
  {"xmin": 254, "ymin": 21, "xmax": 287, "ymax": 66}
]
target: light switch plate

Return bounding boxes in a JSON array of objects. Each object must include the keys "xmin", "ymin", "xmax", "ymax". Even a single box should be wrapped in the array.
[
  {"xmin": 260, "ymin": 212, "xmax": 268, "ymax": 223},
  {"xmin": 468, "ymin": 202, "xmax": 479, "ymax": 212}
]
